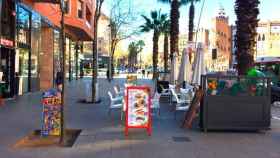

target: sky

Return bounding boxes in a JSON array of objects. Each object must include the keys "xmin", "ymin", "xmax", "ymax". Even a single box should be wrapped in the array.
[{"xmin": 102, "ymin": 0, "xmax": 280, "ymax": 57}]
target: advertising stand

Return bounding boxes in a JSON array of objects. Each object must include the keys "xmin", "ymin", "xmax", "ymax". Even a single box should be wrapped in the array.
[
  {"xmin": 41, "ymin": 90, "xmax": 62, "ymax": 136},
  {"xmin": 125, "ymin": 86, "xmax": 152, "ymax": 136}
]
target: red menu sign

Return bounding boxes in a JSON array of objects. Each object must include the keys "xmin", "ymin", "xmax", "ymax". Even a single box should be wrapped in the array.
[{"xmin": 125, "ymin": 86, "xmax": 152, "ymax": 136}]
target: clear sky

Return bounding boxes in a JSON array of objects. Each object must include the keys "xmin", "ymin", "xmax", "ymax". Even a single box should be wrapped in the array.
[{"xmin": 102, "ymin": 0, "xmax": 280, "ymax": 56}]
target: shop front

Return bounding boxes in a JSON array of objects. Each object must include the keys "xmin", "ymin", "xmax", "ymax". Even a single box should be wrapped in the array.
[
  {"xmin": 0, "ymin": 0, "xmax": 16, "ymax": 98},
  {"xmin": 16, "ymin": 4, "xmax": 41, "ymax": 95}
]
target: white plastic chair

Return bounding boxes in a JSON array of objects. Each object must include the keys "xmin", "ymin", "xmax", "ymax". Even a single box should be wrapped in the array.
[
  {"xmin": 108, "ymin": 91, "xmax": 123, "ymax": 120},
  {"xmin": 170, "ymin": 89, "xmax": 190, "ymax": 119},
  {"xmin": 151, "ymin": 92, "xmax": 161, "ymax": 117},
  {"xmin": 169, "ymin": 84, "xmax": 178, "ymax": 103},
  {"xmin": 113, "ymin": 86, "xmax": 124, "ymax": 97}
]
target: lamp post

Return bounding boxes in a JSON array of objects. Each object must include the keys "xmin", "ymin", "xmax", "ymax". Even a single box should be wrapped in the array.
[
  {"xmin": 59, "ymin": 0, "xmax": 66, "ymax": 145},
  {"xmin": 108, "ymin": 24, "xmax": 112, "ymax": 81},
  {"xmin": 75, "ymin": 42, "xmax": 79, "ymax": 80}
]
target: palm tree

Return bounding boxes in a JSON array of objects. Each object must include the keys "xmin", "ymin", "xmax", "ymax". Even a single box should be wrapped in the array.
[
  {"xmin": 140, "ymin": 10, "xmax": 168, "ymax": 79},
  {"xmin": 128, "ymin": 40, "xmax": 145, "ymax": 67},
  {"xmin": 162, "ymin": 19, "xmax": 170, "ymax": 73},
  {"xmin": 186, "ymin": 0, "xmax": 200, "ymax": 42},
  {"xmin": 157, "ymin": 0, "xmax": 188, "ymax": 59},
  {"xmin": 235, "ymin": 0, "xmax": 260, "ymax": 75}
]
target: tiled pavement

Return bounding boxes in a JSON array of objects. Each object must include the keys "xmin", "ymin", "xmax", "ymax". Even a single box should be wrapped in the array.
[{"xmin": 1, "ymin": 78, "xmax": 280, "ymax": 158}]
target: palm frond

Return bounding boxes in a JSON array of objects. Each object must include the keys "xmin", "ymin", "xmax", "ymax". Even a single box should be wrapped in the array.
[{"xmin": 151, "ymin": 11, "xmax": 158, "ymax": 20}]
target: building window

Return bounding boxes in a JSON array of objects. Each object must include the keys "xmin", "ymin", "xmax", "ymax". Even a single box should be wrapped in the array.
[
  {"xmin": 77, "ymin": 0, "xmax": 83, "ymax": 19},
  {"xmin": 64, "ymin": 0, "xmax": 70, "ymax": 14}
]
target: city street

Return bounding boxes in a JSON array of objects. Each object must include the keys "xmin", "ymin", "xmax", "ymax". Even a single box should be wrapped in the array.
[{"xmin": 0, "ymin": 78, "xmax": 280, "ymax": 158}]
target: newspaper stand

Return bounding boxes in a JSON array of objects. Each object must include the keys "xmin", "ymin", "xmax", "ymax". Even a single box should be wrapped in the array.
[
  {"xmin": 41, "ymin": 95, "xmax": 62, "ymax": 136},
  {"xmin": 125, "ymin": 86, "xmax": 152, "ymax": 136}
]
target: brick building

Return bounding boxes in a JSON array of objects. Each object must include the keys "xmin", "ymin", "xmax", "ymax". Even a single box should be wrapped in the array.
[
  {"xmin": 207, "ymin": 6, "xmax": 232, "ymax": 72},
  {"xmin": 0, "ymin": 0, "xmax": 95, "ymax": 97}
]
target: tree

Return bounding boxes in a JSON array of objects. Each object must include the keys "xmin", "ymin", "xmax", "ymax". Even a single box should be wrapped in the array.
[
  {"xmin": 108, "ymin": 0, "xmax": 138, "ymax": 80},
  {"xmin": 140, "ymin": 10, "xmax": 168, "ymax": 79},
  {"xmin": 235, "ymin": 0, "xmax": 260, "ymax": 75},
  {"xmin": 157, "ymin": 0, "xmax": 188, "ymax": 59},
  {"xmin": 186, "ymin": 0, "xmax": 200, "ymax": 42},
  {"xmin": 92, "ymin": 0, "xmax": 105, "ymax": 102},
  {"xmin": 162, "ymin": 19, "xmax": 170, "ymax": 73},
  {"xmin": 128, "ymin": 40, "xmax": 145, "ymax": 67}
]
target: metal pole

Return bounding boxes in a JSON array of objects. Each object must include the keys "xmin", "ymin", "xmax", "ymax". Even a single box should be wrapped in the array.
[
  {"xmin": 68, "ymin": 40, "xmax": 71, "ymax": 82},
  {"xmin": 59, "ymin": 0, "xmax": 66, "ymax": 145},
  {"xmin": 75, "ymin": 42, "xmax": 78, "ymax": 80},
  {"xmin": 194, "ymin": 0, "xmax": 206, "ymax": 49},
  {"xmin": 108, "ymin": 25, "xmax": 112, "ymax": 81}
]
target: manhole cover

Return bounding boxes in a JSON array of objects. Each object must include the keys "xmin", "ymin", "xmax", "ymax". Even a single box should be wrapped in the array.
[{"xmin": 172, "ymin": 136, "xmax": 191, "ymax": 142}]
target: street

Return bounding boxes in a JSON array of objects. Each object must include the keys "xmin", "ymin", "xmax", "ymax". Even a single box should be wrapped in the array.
[{"xmin": 0, "ymin": 78, "xmax": 280, "ymax": 158}]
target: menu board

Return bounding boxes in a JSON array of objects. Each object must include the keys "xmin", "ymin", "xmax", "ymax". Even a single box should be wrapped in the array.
[
  {"xmin": 41, "ymin": 97, "xmax": 62, "ymax": 136},
  {"xmin": 125, "ymin": 86, "xmax": 151, "ymax": 136}
]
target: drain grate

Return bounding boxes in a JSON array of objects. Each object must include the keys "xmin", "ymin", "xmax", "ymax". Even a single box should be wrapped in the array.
[{"xmin": 172, "ymin": 136, "xmax": 191, "ymax": 142}]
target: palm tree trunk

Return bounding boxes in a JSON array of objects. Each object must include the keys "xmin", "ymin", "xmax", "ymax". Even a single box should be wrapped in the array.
[
  {"xmin": 170, "ymin": 0, "xmax": 180, "ymax": 60},
  {"xmin": 235, "ymin": 0, "xmax": 260, "ymax": 75},
  {"xmin": 164, "ymin": 33, "xmax": 169, "ymax": 72},
  {"xmin": 153, "ymin": 32, "xmax": 160, "ymax": 79},
  {"xmin": 188, "ymin": 1, "xmax": 195, "ymax": 42}
]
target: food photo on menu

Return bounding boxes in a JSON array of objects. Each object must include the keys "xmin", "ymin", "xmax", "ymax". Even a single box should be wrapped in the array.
[{"xmin": 128, "ymin": 90, "xmax": 149, "ymax": 126}]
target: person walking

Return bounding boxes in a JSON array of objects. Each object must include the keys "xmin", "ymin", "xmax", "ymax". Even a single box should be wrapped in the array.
[
  {"xmin": 142, "ymin": 69, "xmax": 145, "ymax": 78},
  {"xmin": 55, "ymin": 71, "xmax": 63, "ymax": 92}
]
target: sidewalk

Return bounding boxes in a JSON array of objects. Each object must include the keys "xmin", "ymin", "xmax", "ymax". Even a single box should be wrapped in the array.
[{"xmin": 0, "ymin": 78, "xmax": 280, "ymax": 158}]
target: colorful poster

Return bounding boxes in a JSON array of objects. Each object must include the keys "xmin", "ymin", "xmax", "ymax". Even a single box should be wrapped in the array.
[
  {"xmin": 41, "ymin": 97, "xmax": 61, "ymax": 136},
  {"xmin": 125, "ymin": 86, "xmax": 151, "ymax": 136}
]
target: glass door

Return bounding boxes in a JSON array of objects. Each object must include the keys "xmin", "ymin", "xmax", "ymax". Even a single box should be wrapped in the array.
[{"xmin": 17, "ymin": 48, "xmax": 29, "ymax": 94}]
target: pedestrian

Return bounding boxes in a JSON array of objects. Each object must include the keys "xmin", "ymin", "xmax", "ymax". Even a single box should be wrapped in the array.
[
  {"xmin": 14, "ymin": 72, "xmax": 19, "ymax": 98},
  {"xmin": 142, "ymin": 69, "xmax": 145, "ymax": 78},
  {"xmin": 55, "ymin": 71, "xmax": 63, "ymax": 92}
]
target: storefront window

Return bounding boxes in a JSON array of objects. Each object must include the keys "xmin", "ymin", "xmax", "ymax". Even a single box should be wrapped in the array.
[
  {"xmin": 53, "ymin": 30, "xmax": 61, "ymax": 83},
  {"xmin": 65, "ymin": 37, "xmax": 70, "ymax": 79},
  {"xmin": 71, "ymin": 42, "xmax": 75, "ymax": 79},
  {"xmin": 30, "ymin": 12, "xmax": 41, "ymax": 92},
  {"xmin": 16, "ymin": 6, "xmax": 30, "ymax": 46}
]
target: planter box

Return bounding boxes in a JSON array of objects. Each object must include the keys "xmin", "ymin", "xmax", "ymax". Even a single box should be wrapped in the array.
[{"xmin": 200, "ymin": 75, "xmax": 271, "ymax": 132}]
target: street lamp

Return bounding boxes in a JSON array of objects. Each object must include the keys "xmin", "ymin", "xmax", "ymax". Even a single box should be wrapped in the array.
[{"xmin": 59, "ymin": 0, "xmax": 66, "ymax": 145}]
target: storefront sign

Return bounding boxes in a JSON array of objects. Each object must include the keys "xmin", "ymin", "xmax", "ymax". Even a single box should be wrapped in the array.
[
  {"xmin": 0, "ymin": 38, "xmax": 14, "ymax": 48},
  {"xmin": 125, "ymin": 86, "xmax": 151, "ymax": 136}
]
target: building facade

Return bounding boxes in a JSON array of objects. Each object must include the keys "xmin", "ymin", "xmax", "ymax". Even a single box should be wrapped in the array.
[
  {"xmin": 97, "ymin": 13, "xmax": 110, "ymax": 57},
  {"xmin": 207, "ymin": 7, "xmax": 232, "ymax": 72},
  {"xmin": 0, "ymin": 0, "xmax": 16, "ymax": 97},
  {"xmin": 256, "ymin": 21, "xmax": 280, "ymax": 58},
  {"xmin": 0, "ymin": 0, "xmax": 95, "ymax": 97}
]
